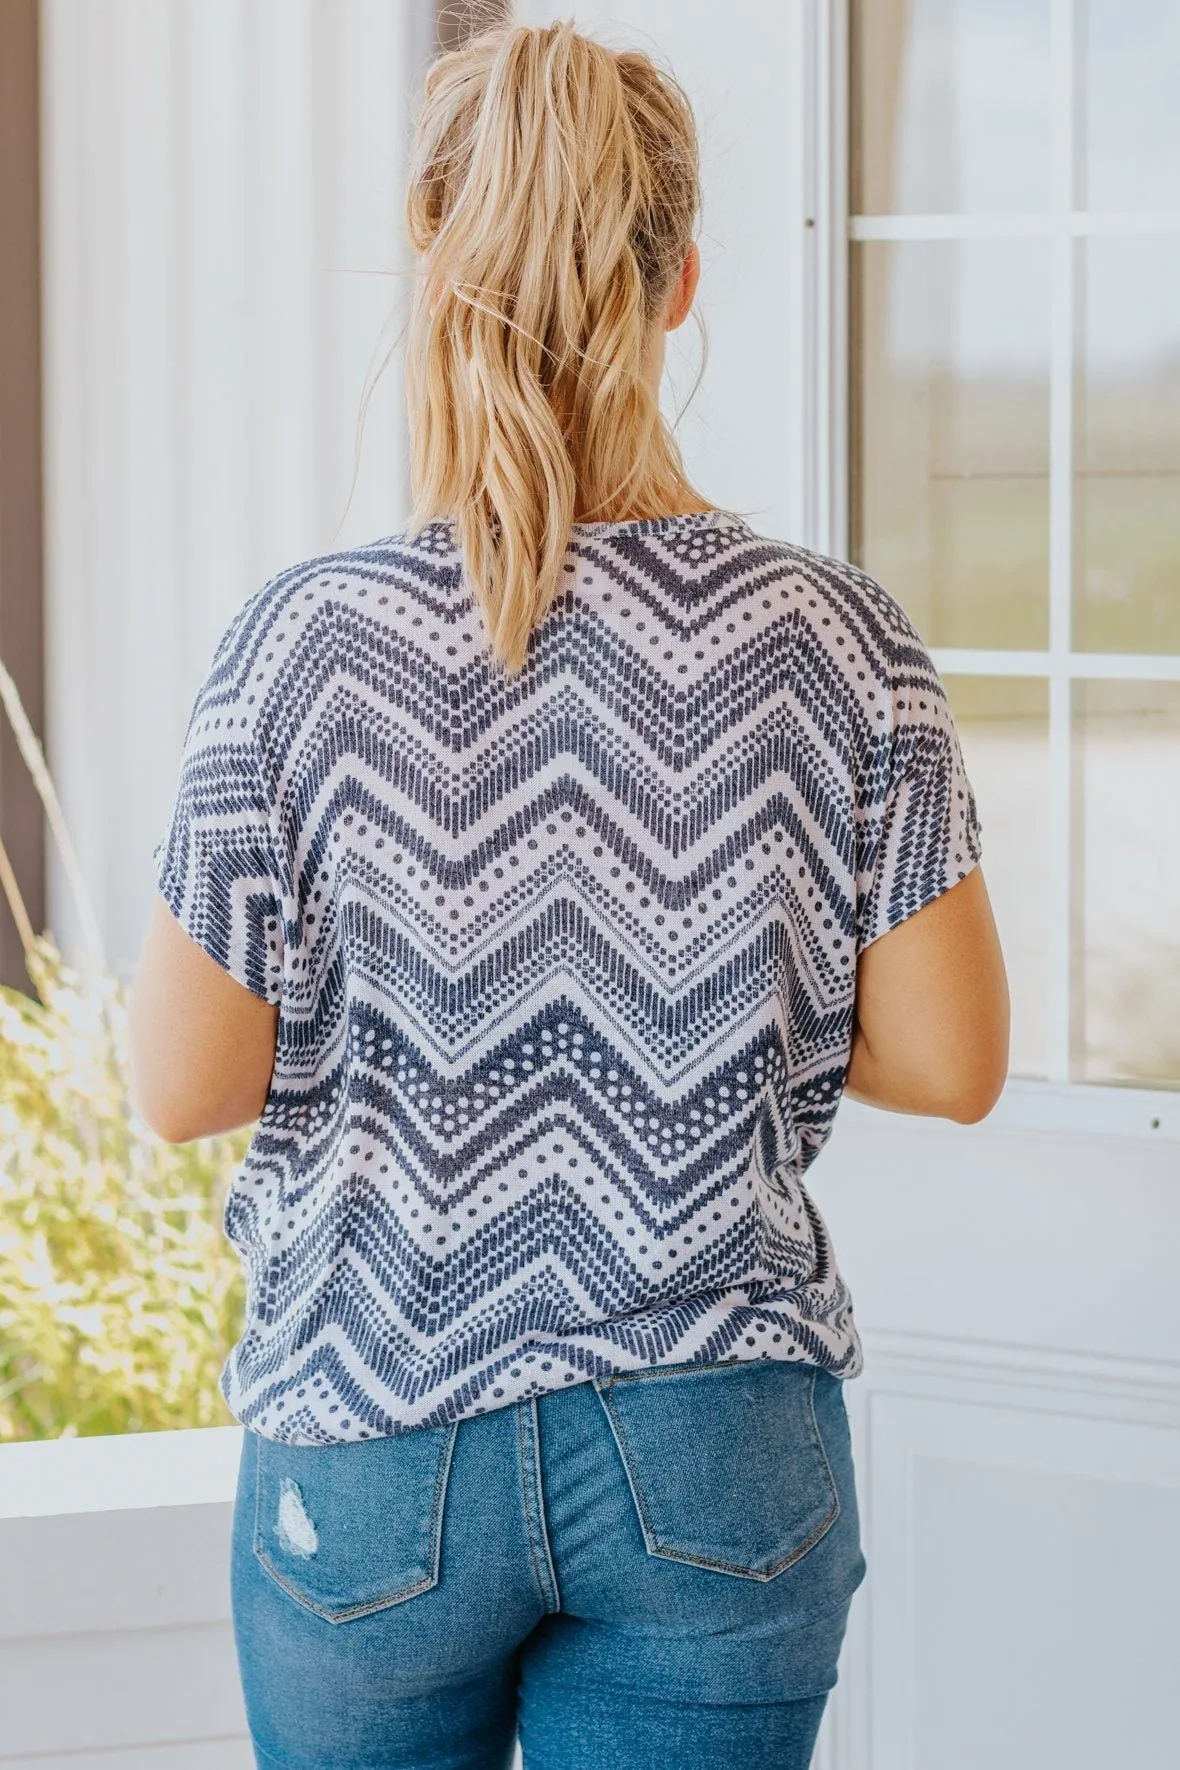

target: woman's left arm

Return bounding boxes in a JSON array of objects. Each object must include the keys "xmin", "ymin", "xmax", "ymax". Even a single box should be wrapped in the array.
[{"xmin": 129, "ymin": 896, "xmax": 279, "ymax": 1144}]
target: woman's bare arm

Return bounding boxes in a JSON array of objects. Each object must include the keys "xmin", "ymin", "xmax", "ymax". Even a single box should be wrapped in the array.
[
  {"xmin": 128, "ymin": 896, "xmax": 279, "ymax": 1144},
  {"xmin": 845, "ymin": 867, "xmax": 1009, "ymax": 1124}
]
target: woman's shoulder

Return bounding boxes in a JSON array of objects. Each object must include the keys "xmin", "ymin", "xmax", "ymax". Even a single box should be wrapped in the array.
[
  {"xmin": 205, "ymin": 528, "xmax": 465, "ymax": 679},
  {"xmin": 732, "ymin": 527, "xmax": 936, "ymax": 689},
  {"xmin": 734, "ymin": 526, "xmax": 916, "ymax": 638}
]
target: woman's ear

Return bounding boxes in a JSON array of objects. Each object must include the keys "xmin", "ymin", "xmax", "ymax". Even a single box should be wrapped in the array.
[{"xmin": 665, "ymin": 241, "xmax": 700, "ymax": 332}]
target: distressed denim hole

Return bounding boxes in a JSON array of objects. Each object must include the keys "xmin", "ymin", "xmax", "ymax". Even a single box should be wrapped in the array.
[
  {"xmin": 251, "ymin": 1425, "xmax": 458, "ymax": 1623},
  {"xmin": 275, "ymin": 1477, "xmax": 317, "ymax": 1558}
]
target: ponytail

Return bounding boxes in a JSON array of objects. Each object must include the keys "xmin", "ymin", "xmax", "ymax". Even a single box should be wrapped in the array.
[{"xmin": 405, "ymin": 21, "xmax": 703, "ymax": 672}]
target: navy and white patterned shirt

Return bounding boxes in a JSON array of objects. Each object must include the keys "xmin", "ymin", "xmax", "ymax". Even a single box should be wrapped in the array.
[{"xmin": 155, "ymin": 511, "xmax": 981, "ymax": 1444}]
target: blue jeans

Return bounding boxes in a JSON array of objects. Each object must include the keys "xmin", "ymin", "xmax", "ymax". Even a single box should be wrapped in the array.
[{"xmin": 230, "ymin": 1357, "xmax": 866, "ymax": 1769}]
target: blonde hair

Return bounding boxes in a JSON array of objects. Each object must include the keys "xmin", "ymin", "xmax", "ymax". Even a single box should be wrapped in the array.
[{"xmin": 405, "ymin": 20, "xmax": 706, "ymax": 672}]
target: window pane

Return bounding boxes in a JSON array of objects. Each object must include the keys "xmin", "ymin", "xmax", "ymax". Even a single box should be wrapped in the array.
[
  {"xmin": 1083, "ymin": 0, "xmax": 1180, "ymax": 211},
  {"xmin": 1075, "ymin": 681, "xmax": 1180, "ymax": 1087},
  {"xmin": 851, "ymin": 0, "xmax": 1050, "ymax": 214},
  {"xmin": 851, "ymin": 240, "xmax": 1050, "ymax": 649},
  {"xmin": 1075, "ymin": 238, "xmax": 1180, "ymax": 654},
  {"xmin": 945, "ymin": 677, "xmax": 1050, "ymax": 1079}
]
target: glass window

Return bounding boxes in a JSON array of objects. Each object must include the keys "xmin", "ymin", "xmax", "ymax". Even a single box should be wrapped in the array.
[
  {"xmin": 1075, "ymin": 237, "xmax": 1180, "ymax": 654},
  {"xmin": 945, "ymin": 677, "xmax": 1051, "ymax": 1079},
  {"xmin": 852, "ymin": 239, "xmax": 1050, "ymax": 650},
  {"xmin": 1082, "ymin": 0, "xmax": 1180, "ymax": 212},
  {"xmin": 1075, "ymin": 682, "xmax": 1180, "ymax": 1085},
  {"xmin": 850, "ymin": 0, "xmax": 1180, "ymax": 1090},
  {"xmin": 851, "ymin": 0, "xmax": 1051, "ymax": 214}
]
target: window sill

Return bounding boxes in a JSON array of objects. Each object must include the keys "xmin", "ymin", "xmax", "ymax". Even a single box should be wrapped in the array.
[
  {"xmin": 841, "ymin": 1076, "xmax": 1180, "ymax": 1144},
  {"xmin": 0, "ymin": 1423, "xmax": 242, "ymax": 1520}
]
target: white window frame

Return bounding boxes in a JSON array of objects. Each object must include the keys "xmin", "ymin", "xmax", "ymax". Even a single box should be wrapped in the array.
[{"xmin": 802, "ymin": 0, "xmax": 1180, "ymax": 1142}]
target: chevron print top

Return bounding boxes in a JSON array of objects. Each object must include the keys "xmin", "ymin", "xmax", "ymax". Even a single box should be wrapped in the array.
[{"xmin": 154, "ymin": 509, "xmax": 981, "ymax": 1445}]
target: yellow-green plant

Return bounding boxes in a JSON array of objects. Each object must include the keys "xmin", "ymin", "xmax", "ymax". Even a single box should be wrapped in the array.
[{"xmin": 0, "ymin": 660, "xmax": 248, "ymax": 1441}]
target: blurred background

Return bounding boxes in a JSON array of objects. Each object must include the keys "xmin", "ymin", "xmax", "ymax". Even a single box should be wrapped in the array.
[{"xmin": 1, "ymin": 5, "xmax": 1179, "ymax": 1769}]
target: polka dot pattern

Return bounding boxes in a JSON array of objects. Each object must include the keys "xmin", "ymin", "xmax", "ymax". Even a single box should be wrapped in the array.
[{"xmin": 153, "ymin": 510, "xmax": 981, "ymax": 1444}]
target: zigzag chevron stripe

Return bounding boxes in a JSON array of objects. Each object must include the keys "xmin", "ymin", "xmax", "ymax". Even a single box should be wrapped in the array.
[{"xmin": 155, "ymin": 510, "xmax": 981, "ymax": 1443}]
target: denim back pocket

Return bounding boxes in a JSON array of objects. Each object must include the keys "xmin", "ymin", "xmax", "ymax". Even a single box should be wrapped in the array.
[
  {"xmin": 252, "ymin": 1424, "xmax": 457, "ymax": 1623},
  {"xmin": 595, "ymin": 1358, "xmax": 839, "ymax": 1581}
]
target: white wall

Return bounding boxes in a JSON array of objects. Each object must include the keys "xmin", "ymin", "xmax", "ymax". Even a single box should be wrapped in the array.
[
  {"xmin": 0, "ymin": 1429, "xmax": 249, "ymax": 1769},
  {"xmin": 39, "ymin": 0, "xmax": 430, "ymax": 980},
  {"xmin": 518, "ymin": 0, "xmax": 816, "ymax": 544},
  {"xmin": 814, "ymin": 1104, "xmax": 1180, "ymax": 1770}
]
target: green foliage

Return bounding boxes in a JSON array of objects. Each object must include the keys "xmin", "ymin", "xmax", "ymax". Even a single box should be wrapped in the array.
[{"xmin": 0, "ymin": 938, "xmax": 248, "ymax": 1441}]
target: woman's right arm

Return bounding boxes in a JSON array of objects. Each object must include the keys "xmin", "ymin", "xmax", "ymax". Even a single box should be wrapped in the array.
[{"xmin": 844, "ymin": 866, "xmax": 1009, "ymax": 1125}]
